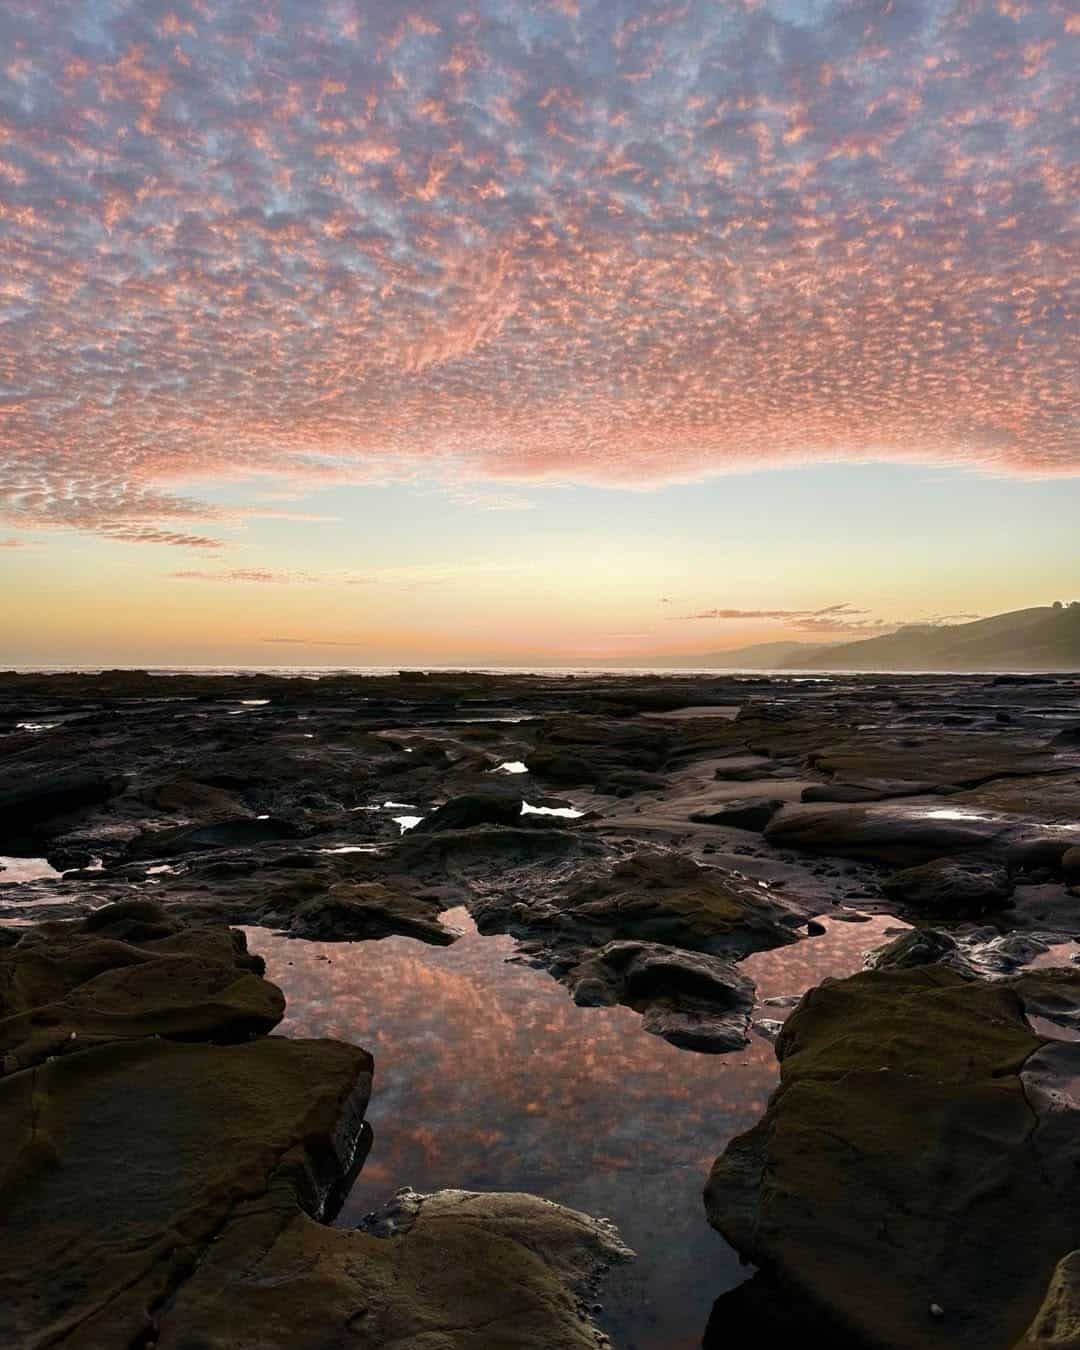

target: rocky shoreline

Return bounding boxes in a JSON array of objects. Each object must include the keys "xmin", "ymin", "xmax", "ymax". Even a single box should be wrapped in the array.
[{"xmin": 2, "ymin": 668, "xmax": 1079, "ymax": 1346}]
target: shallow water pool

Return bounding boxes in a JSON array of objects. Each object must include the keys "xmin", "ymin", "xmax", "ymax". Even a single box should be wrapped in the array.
[
  {"xmin": 0, "ymin": 856, "xmax": 63, "ymax": 884},
  {"xmin": 249, "ymin": 908, "xmax": 904, "ymax": 1349}
]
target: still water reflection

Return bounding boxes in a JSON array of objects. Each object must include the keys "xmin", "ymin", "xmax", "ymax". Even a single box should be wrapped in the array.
[{"xmin": 249, "ymin": 908, "xmax": 903, "ymax": 1350}]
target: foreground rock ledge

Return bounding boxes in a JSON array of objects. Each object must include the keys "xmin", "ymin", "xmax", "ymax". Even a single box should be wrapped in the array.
[
  {"xmin": 704, "ymin": 964, "xmax": 1080, "ymax": 1350},
  {"xmin": 0, "ymin": 902, "xmax": 633, "ymax": 1349},
  {"xmin": 0, "ymin": 1034, "xmax": 373, "ymax": 1348},
  {"xmin": 157, "ymin": 1186, "xmax": 635, "ymax": 1350}
]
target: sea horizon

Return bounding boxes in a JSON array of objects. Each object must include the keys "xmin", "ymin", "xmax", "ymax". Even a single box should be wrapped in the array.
[{"xmin": 3, "ymin": 663, "xmax": 1074, "ymax": 678}]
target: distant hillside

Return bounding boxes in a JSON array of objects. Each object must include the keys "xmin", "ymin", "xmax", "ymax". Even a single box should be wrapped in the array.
[
  {"xmin": 799, "ymin": 606, "xmax": 1080, "ymax": 672},
  {"xmin": 663, "ymin": 639, "xmax": 835, "ymax": 669}
]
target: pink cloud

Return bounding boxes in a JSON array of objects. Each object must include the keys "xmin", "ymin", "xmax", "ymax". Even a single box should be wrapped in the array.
[
  {"xmin": 0, "ymin": 0, "xmax": 1074, "ymax": 547},
  {"xmin": 262, "ymin": 637, "xmax": 369, "ymax": 647},
  {"xmin": 170, "ymin": 569, "xmax": 293, "ymax": 584},
  {"xmin": 169, "ymin": 567, "xmax": 375, "ymax": 584},
  {"xmin": 673, "ymin": 603, "xmax": 985, "ymax": 636},
  {"xmin": 106, "ymin": 528, "xmax": 225, "ymax": 549},
  {"xmin": 677, "ymin": 604, "xmax": 867, "ymax": 622}
]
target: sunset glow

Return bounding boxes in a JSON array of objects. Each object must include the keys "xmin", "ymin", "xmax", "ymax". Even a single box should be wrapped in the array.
[{"xmin": 1, "ymin": 0, "xmax": 1077, "ymax": 663}]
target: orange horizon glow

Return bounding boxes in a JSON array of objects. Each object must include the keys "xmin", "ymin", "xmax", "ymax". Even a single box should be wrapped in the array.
[{"xmin": 0, "ymin": 1, "xmax": 1076, "ymax": 661}]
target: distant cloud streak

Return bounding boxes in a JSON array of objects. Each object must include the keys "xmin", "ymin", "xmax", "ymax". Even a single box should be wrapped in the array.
[
  {"xmin": 678, "ymin": 603, "xmax": 866, "ymax": 622},
  {"xmin": 170, "ymin": 567, "xmax": 376, "ymax": 584},
  {"xmin": 1, "ymin": 0, "xmax": 1076, "ymax": 546},
  {"xmin": 674, "ymin": 602, "xmax": 988, "ymax": 636},
  {"xmin": 262, "ymin": 637, "xmax": 369, "ymax": 647}
]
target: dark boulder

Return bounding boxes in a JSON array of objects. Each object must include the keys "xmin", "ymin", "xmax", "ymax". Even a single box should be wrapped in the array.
[
  {"xmin": 286, "ymin": 883, "xmax": 456, "ymax": 946},
  {"xmin": 864, "ymin": 926, "xmax": 967, "ymax": 972},
  {"xmin": 410, "ymin": 790, "xmax": 523, "ymax": 834},
  {"xmin": 514, "ymin": 850, "xmax": 806, "ymax": 959},
  {"xmin": 601, "ymin": 768, "xmax": 669, "ymax": 796},
  {"xmin": 526, "ymin": 715, "xmax": 672, "ymax": 787},
  {"xmin": 0, "ymin": 769, "xmax": 118, "ymax": 844},
  {"xmin": 127, "ymin": 816, "xmax": 304, "ymax": 859},
  {"xmin": 138, "ymin": 777, "xmax": 250, "ymax": 819},
  {"xmin": 705, "ymin": 965, "xmax": 1080, "ymax": 1350},
  {"xmin": 569, "ymin": 939, "xmax": 755, "ymax": 1052},
  {"xmin": 690, "ymin": 797, "xmax": 784, "ymax": 832},
  {"xmin": 882, "ymin": 856, "xmax": 1014, "ymax": 914}
]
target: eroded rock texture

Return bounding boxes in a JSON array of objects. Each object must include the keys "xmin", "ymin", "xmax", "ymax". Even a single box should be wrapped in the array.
[
  {"xmin": 0, "ymin": 896, "xmax": 633, "ymax": 1350},
  {"xmin": 705, "ymin": 965, "xmax": 1080, "ymax": 1350}
]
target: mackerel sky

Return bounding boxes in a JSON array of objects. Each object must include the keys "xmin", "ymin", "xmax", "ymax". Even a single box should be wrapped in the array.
[{"xmin": 0, "ymin": 1, "xmax": 1076, "ymax": 663}]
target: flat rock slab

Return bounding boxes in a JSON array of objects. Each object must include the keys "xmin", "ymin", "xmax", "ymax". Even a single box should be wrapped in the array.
[
  {"xmin": 955, "ymin": 773, "xmax": 1080, "ymax": 825},
  {"xmin": 811, "ymin": 733, "xmax": 1064, "ymax": 789},
  {"xmin": 0, "ymin": 900, "xmax": 285, "ymax": 1072},
  {"xmin": 0, "ymin": 1035, "xmax": 373, "ymax": 1349},
  {"xmin": 705, "ymin": 965, "xmax": 1080, "ymax": 1350},
  {"xmin": 764, "ymin": 802, "xmax": 1010, "ymax": 863},
  {"xmin": 154, "ymin": 1187, "xmax": 633, "ymax": 1350},
  {"xmin": 801, "ymin": 779, "xmax": 940, "ymax": 803}
]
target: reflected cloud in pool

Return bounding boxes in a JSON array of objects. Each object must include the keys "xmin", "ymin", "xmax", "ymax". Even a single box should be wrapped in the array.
[{"xmin": 248, "ymin": 906, "xmax": 905, "ymax": 1348}]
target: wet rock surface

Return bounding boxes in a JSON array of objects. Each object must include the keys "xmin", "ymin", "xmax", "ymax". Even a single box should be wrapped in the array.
[
  {"xmin": 568, "ymin": 939, "xmax": 756, "ymax": 1052},
  {"xmin": 881, "ymin": 855, "xmax": 1016, "ymax": 914},
  {"xmin": 763, "ymin": 800, "xmax": 1011, "ymax": 863},
  {"xmin": 1016, "ymin": 1250, "xmax": 1080, "ymax": 1350},
  {"xmin": 863, "ymin": 925, "xmax": 971, "ymax": 972},
  {"xmin": 0, "ymin": 896, "xmax": 632, "ymax": 1350},
  {"xmin": 704, "ymin": 964, "xmax": 1080, "ymax": 1350},
  {"xmin": 155, "ymin": 1185, "xmax": 634, "ymax": 1350},
  {"xmin": 0, "ymin": 901, "xmax": 374, "ymax": 1349},
  {"xmin": 467, "ymin": 849, "xmax": 810, "ymax": 1043},
  {"xmin": 285, "ymin": 882, "xmax": 458, "ymax": 945},
  {"xmin": 689, "ymin": 796, "xmax": 784, "ymax": 831},
  {"xmin": 0, "ymin": 898, "xmax": 284, "ymax": 1072},
  {"xmin": 3, "ymin": 668, "xmax": 1078, "ymax": 1040},
  {"xmin": 2, "ymin": 668, "xmax": 1080, "ymax": 1345}
]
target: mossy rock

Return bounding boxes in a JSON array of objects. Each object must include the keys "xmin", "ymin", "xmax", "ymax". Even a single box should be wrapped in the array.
[
  {"xmin": 0, "ymin": 1035, "xmax": 372, "ymax": 1347},
  {"xmin": 0, "ymin": 902, "xmax": 284, "ymax": 1073},
  {"xmin": 706, "ymin": 965, "xmax": 1080, "ymax": 1349},
  {"xmin": 555, "ymin": 851, "xmax": 804, "ymax": 958},
  {"xmin": 154, "ymin": 1188, "xmax": 634, "ymax": 1350},
  {"xmin": 1015, "ymin": 1251, "xmax": 1080, "ymax": 1348}
]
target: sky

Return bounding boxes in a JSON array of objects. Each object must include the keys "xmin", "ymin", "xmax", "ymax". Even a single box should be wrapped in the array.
[{"xmin": 0, "ymin": 0, "xmax": 1076, "ymax": 666}]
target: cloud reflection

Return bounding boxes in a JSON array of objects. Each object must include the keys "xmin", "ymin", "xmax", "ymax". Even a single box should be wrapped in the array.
[{"xmin": 246, "ymin": 904, "xmax": 907, "ymax": 1347}]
